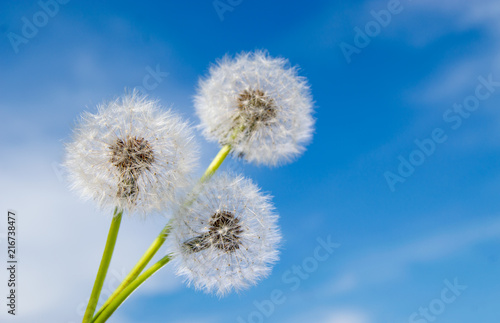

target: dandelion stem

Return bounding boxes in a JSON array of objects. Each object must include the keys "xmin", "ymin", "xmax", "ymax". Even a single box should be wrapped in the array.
[
  {"xmin": 92, "ymin": 254, "xmax": 172, "ymax": 323},
  {"xmin": 200, "ymin": 144, "xmax": 232, "ymax": 182},
  {"xmin": 92, "ymin": 223, "xmax": 171, "ymax": 320},
  {"xmin": 92, "ymin": 144, "xmax": 232, "ymax": 321},
  {"xmin": 83, "ymin": 208, "xmax": 123, "ymax": 323}
]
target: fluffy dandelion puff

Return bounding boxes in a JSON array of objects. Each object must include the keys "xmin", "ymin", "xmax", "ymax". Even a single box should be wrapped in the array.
[
  {"xmin": 64, "ymin": 92, "xmax": 198, "ymax": 214},
  {"xmin": 171, "ymin": 173, "xmax": 281, "ymax": 296},
  {"xmin": 195, "ymin": 50, "xmax": 314, "ymax": 166}
]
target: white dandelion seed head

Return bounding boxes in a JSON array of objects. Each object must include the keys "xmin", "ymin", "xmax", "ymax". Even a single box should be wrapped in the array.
[
  {"xmin": 64, "ymin": 91, "xmax": 198, "ymax": 214},
  {"xmin": 171, "ymin": 173, "xmax": 281, "ymax": 296},
  {"xmin": 195, "ymin": 50, "xmax": 315, "ymax": 166}
]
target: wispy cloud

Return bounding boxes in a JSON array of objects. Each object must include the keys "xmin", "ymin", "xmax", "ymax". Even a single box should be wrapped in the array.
[
  {"xmin": 324, "ymin": 217, "xmax": 500, "ymax": 296},
  {"xmin": 0, "ymin": 141, "xmax": 181, "ymax": 322},
  {"xmin": 322, "ymin": 309, "xmax": 372, "ymax": 323},
  {"xmin": 171, "ymin": 317, "xmax": 221, "ymax": 323},
  {"xmin": 412, "ymin": 0, "xmax": 500, "ymax": 31},
  {"xmin": 407, "ymin": 0, "xmax": 500, "ymax": 98},
  {"xmin": 288, "ymin": 308, "xmax": 372, "ymax": 323}
]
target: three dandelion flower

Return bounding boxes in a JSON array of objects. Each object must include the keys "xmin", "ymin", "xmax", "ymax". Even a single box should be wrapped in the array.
[{"xmin": 65, "ymin": 51, "xmax": 314, "ymax": 301}]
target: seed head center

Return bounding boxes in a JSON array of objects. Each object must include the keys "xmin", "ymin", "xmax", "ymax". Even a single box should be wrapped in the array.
[
  {"xmin": 183, "ymin": 210, "xmax": 243, "ymax": 253},
  {"xmin": 110, "ymin": 136, "xmax": 154, "ymax": 173},
  {"xmin": 237, "ymin": 89, "xmax": 276, "ymax": 124},
  {"xmin": 208, "ymin": 211, "xmax": 243, "ymax": 252},
  {"xmin": 109, "ymin": 136, "xmax": 154, "ymax": 200}
]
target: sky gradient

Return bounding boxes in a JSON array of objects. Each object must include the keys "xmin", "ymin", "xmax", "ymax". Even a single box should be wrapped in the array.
[{"xmin": 1, "ymin": 0, "xmax": 500, "ymax": 322}]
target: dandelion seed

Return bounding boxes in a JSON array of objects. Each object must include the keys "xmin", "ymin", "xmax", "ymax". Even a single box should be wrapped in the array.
[
  {"xmin": 195, "ymin": 50, "xmax": 315, "ymax": 166},
  {"xmin": 64, "ymin": 91, "xmax": 198, "ymax": 214},
  {"xmin": 171, "ymin": 173, "xmax": 281, "ymax": 296}
]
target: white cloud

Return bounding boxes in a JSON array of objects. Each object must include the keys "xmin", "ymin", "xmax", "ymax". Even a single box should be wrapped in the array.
[
  {"xmin": 410, "ymin": 59, "xmax": 484, "ymax": 105},
  {"xmin": 328, "ymin": 273, "xmax": 359, "ymax": 296},
  {"xmin": 324, "ymin": 217, "xmax": 500, "ymax": 296},
  {"xmin": 171, "ymin": 317, "xmax": 220, "ymax": 323},
  {"xmin": 322, "ymin": 309, "xmax": 371, "ymax": 323},
  {"xmin": 411, "ymin": 0, "xmax": 500, "ymax": 31},
  {"xmin": 0, "ymin": 141, "xmax": 181, "ymax": 323},
  {"xmin": 406, "ymin": 0, "xmax": 500, "ymax": 98},
  {"xmin": 289, "ymin": 308, "xmax": 372, "ymax": 323},
  {"xmin": 356, "ymin": 0, "xmax": 500, "ymax": 155}
]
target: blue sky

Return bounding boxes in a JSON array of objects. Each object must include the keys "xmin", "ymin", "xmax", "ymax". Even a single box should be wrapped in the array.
[{"xmin": 1, "ymin": 0, "xmax": 500, "ymax": 322}]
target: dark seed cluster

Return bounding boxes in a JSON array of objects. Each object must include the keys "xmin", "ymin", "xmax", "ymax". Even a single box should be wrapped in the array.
[
  {"xmin": 110, "ymin": 136, "xmax": 155, "ymax": 171},
  {"xmin": 184, "ymin": 210, "xmax": 243, "ymax": 253},
  {"xmin": 237, "ymin": 89, "xmax": 277, "ymax": 126},
  {"xmin": 109, "ymin": 136, "xmax": 155, "ymax": 200}
]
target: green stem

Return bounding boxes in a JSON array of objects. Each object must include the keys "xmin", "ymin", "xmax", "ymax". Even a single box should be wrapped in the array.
[
  {"xmin": 82, "ymin": 208, "xmax": 123, "ymax": 323},
  {"xmin": 200, "ymin": 144, "xmax": 231, "ymax": 182},
  {"xmin": 92, "ymin": 254, "xmax": 172, "ymax": 323},
  {"xmin": 93, "ymin": 144, "xmax": 232, "ymax": 321},
  {"xmin": 92, "ymin": 223, "xmax": 171, "ymax": 320}
]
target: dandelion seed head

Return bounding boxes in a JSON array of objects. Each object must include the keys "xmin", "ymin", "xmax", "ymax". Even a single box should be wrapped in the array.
[
  {"xmin": 109, "ymin": 136, "xmax": 155, "ymax": 172},
  {"xmin": 64, "ymin": 91, "xmax": 198, "ymax": 214},
  {"xmin": 171, "ymin": 173, "xmax": 281, "ymax": 296},
  {"xmin": 183, "ymin": 210, "xmax": 243, "ymax": 253},
  {"xmin": 195, "ymin": 50, "xmax": 315, "ymax": 166}
]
